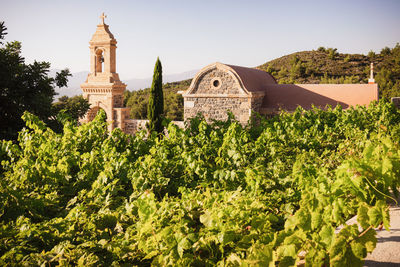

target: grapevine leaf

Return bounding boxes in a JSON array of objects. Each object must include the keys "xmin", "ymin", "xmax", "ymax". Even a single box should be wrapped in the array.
[
  {"xmin": 357, "ymin": 204, "xmax": 370, "ymax": 229},
  {"xmin": 311, "ymin": 211, "xmax": 322, "ymax": 230},
  {"xmin": 367, "ymin": 206, "xmax": 382, "ymax": 227},
  {"xmin": 319, "ymin": 225, "xmax": 334, "ymax": 247}
]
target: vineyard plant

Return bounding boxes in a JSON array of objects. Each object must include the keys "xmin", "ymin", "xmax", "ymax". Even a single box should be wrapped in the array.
[{"xmin": 1, "ymin": 101, "xmax": 400, "ymax": 266}]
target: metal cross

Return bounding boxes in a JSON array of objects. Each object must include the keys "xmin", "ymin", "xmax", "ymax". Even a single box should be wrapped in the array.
[{"xmin": 100, "ymin": 12, "xmax": 107, "ymax": 24}]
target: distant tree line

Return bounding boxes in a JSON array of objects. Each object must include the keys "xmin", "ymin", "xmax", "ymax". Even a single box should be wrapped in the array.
[{"xmin": 124, "ymin": 79, "xmax": 188, "ymax": 121}]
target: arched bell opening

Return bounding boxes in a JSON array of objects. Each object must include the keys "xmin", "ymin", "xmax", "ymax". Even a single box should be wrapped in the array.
[{"xmin": 95, "ymin": 49, "xmax": 105, "ymax": 73}]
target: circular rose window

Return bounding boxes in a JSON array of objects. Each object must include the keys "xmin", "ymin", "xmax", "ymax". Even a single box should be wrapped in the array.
[{"xmin": 211, "ymin": 78, "xmax": 222, "ymax": 89}]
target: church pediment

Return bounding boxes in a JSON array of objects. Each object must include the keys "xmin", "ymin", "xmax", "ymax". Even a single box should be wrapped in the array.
[
  {"xmin": 183, "ymin": 63, "xmax": 248, "ymax": 97},
  {"xmin": 183, "ymin": 62, "xmax": 276, "ymax": 97}
]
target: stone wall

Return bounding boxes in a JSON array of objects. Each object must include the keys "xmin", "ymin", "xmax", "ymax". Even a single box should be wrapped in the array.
[
  {"xmin": 124, "ymin": 119, "xmax": 147, "ymax": 135},
  {"xmin": 250, "ymin": 95, "xmax": 264, "ymax": 113},
  {"xmin": 193, "ymin": 69, "xmax": 242, "ymax": 95},
  {"xmin": 184, "ymin": 96, "xmax": 250, "ymax": 124},
  {"xmin": 392, "ymin": 97, "xmax": 400, "ymax": 109},
  {"xmin": 113, "ymin": 94, "xmax": 124, "ymax": 108},
  {"xmin": 124, "ymin": 119, "xmax": 184, "ymax": 135}
]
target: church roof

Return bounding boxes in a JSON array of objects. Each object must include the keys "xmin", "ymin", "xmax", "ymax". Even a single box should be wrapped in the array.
[
  {"xmin": 261, "ymin": 84, "xmax": 379, "ymax": 112},
  {"xmin": 225, "ymin": 64, "xmax": 277, "ymax": 93},
  {"xmin": 89, "ymin": 23, "xmax": 116, "ymax": 44}
]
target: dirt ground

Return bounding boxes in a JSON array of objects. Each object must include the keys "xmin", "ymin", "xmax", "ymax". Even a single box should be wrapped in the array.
[{"xmin": 364, "ymin": 206, "xmax": 400, "ymax": 266}]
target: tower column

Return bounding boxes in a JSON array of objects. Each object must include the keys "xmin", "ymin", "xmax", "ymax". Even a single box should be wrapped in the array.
[
  {"xmin": 79, "ymin": 13, "xmax": 130, "ymax": 133},
  {"xmin": 368, "ymin": 62, "xmax": 375, "ymax": 84}
]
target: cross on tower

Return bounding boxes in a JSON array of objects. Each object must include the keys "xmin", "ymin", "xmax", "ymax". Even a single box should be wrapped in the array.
[{"xmin": 100, "ymin": 12, "xmax": 107, "ymax": 24}]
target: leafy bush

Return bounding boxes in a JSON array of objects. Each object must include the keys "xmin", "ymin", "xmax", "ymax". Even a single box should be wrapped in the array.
[{"xmin": 1, "ymin": 102, "xmax": 400, "ymax": 266}]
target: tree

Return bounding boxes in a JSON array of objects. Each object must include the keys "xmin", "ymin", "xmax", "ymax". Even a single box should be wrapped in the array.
[
  {"xmin": 327, "ymin": 47, "xmax": 338, "ymax": 60},
  {"xmin": 380, "ymin": 47, "xmax": 391, "ymax": 56},
  {"xmin": 368, "ymin": 50, "xmax": 376, "ymax": 58},
  {"xmin": 52, "ymin": 95, "xmax": 90, "ymax": 122},
  {"xmin": 49, "ymin": 95, "xmax": 90, "ymax": 132},
  {"xmin": 147, "ymin": 57, "xmax": 164, "ymax": 134},
  {"xmin": 0, "ymin": 21, "xmax": 71, "ymax": 140}
]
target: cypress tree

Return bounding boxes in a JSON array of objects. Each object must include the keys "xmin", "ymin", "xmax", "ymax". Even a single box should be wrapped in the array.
[{"xmin": 147, "ymin": 57, "xmax": 164, "ymax": 134}]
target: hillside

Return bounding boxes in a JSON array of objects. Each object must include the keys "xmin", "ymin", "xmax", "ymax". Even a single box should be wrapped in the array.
[
  {"xmin": 125, "ymin": 44, "xmax": 400, "ymax": 120},
  {"xmin": 124, "ymin": 79, "xmax": 191, "ymax": 121},
  {"xmin": 257, "ymin": 45, "xmax": 400, "ymax": 98}
]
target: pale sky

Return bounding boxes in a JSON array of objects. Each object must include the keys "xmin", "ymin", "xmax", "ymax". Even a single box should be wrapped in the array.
[{"xmin": 1, "ymin": 0, "xmax": 400, "ymax": 80}]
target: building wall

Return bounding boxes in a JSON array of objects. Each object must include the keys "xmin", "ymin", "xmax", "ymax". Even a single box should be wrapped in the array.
[
  {"xmin": 124, "ymin": 119, "xmax": 185, "ymax": 135},
  {"xmin": 250, "ymin": 95, "xmax": 264, "ymax": 113},
  {"xmin": 392, "ymin": 97, "xmax": 400, "ymax": 109},
  {"xmin": 125, "ymin": 119, "xmax": 147, "ymax": 135},
  {"xmin": 113, "ymin": 94, "xmax": 124, "ymax": 108},
  {"xmin": 184, "ymin": 96, "xmax": 251, "ymax": 123}
]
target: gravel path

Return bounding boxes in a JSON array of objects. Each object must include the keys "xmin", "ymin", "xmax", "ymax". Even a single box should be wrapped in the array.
[{"xmin": 364, "ymin": 206, "xmax": 400, "ymax": 266}]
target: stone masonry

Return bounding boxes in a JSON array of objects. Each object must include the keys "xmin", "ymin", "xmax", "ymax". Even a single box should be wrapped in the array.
[
  {"xmin": 182, "ymin": 62, "xmax": 273, "ymax": 124},
  {"xmin": 79, "ymin": 13, "xmax": 131, "ymax": 133},
  {"xmin": 193, "ymin": 69, "xmax": 241, "ymax": 95}
]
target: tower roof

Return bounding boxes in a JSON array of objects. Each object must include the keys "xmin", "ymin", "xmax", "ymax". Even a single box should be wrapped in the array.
[{"xmin": 89, "ymin": 13, "xmax": 116, "ymax": 45}]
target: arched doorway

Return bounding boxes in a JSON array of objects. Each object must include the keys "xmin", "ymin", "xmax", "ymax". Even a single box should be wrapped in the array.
[{"xmin": 86, "ymin": 106, "xmax": 107, "ymax": 122}]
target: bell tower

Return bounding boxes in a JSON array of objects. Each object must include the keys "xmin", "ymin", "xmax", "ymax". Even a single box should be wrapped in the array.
[{"xmin": 80, "ymin": 13, "xmax": 130, "ymax": 132}]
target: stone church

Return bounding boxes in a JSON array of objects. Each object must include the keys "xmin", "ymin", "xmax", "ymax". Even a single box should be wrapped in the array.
[
  {"xmin": 182, "ymin": 62, "xmax": 378, "ymax": 124},
  {"xmin": 80, "ymin": 14, "xmax": 379, "ymax": 133}
]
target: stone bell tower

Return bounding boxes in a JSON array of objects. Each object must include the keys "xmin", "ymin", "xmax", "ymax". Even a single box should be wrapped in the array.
[{"xmin": 80, "ymin": 13, "xmax": 130, "ymax": 132}]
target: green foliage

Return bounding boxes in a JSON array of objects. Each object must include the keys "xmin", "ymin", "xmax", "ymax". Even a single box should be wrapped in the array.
[
  {"xmin": 52, "ymin": 95, "xmax": 90, "ymax": 122},
  {"xmin": 125, "ymin": 89, "xmax": 149, "ymax": 119},
  {"xmin": 147, "ymin": 57, "xmax": 164, "ymax": 134},
  {"xmin": 125, "ymin": 80, "xmax": 186, "ymax": 121},
  {"xmin": 50, "ymin": 95, "xmax": 90, "ymax": 132},
  {"xmin": 368, "ymin": 50, "xmax": 376, "ymax": 58},
  {"xmin": 327, "ymin": 47, "xmax": 338, "ymax": 60},
  {"xmin": 380, "ymin": 47, "xmax": 391, "ymax": 56},
  {"xmin": 0, "ymin": 21, "xmax": 71, "ymax": 140},
  {"xmin": 1, "ymin": 101, "xmax": 400, "ymax": 266}
]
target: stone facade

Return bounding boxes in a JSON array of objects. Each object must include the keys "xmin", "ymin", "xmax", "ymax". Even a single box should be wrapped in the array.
[
  {"xmin": 392, "ymin": 97, "xmax": 400, "ymax": 109},
  {"xmin": 184, "ymin": 97, "xmax": 250, "ymax": 122},
  {"xmin": 113, "ymin": 95, "xmax": 124, "ymax": 108},
  {"xmin": 182, "ymin": 62, "xmax": 274, "ymax": 124},
  {"xmin": 124, "ymin": 119, "xmax": 185, "ymax": 136},
  {"xmin": 184, "ymin": 65, "xmax": 253, "ymax": 122},
  {"xmin": 192, "ymin": 69, "xmax": 242, "ymax": 95},
  {"xmin": 124, "ymin": 119, "xmax": 147, "ymax": 135}
]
